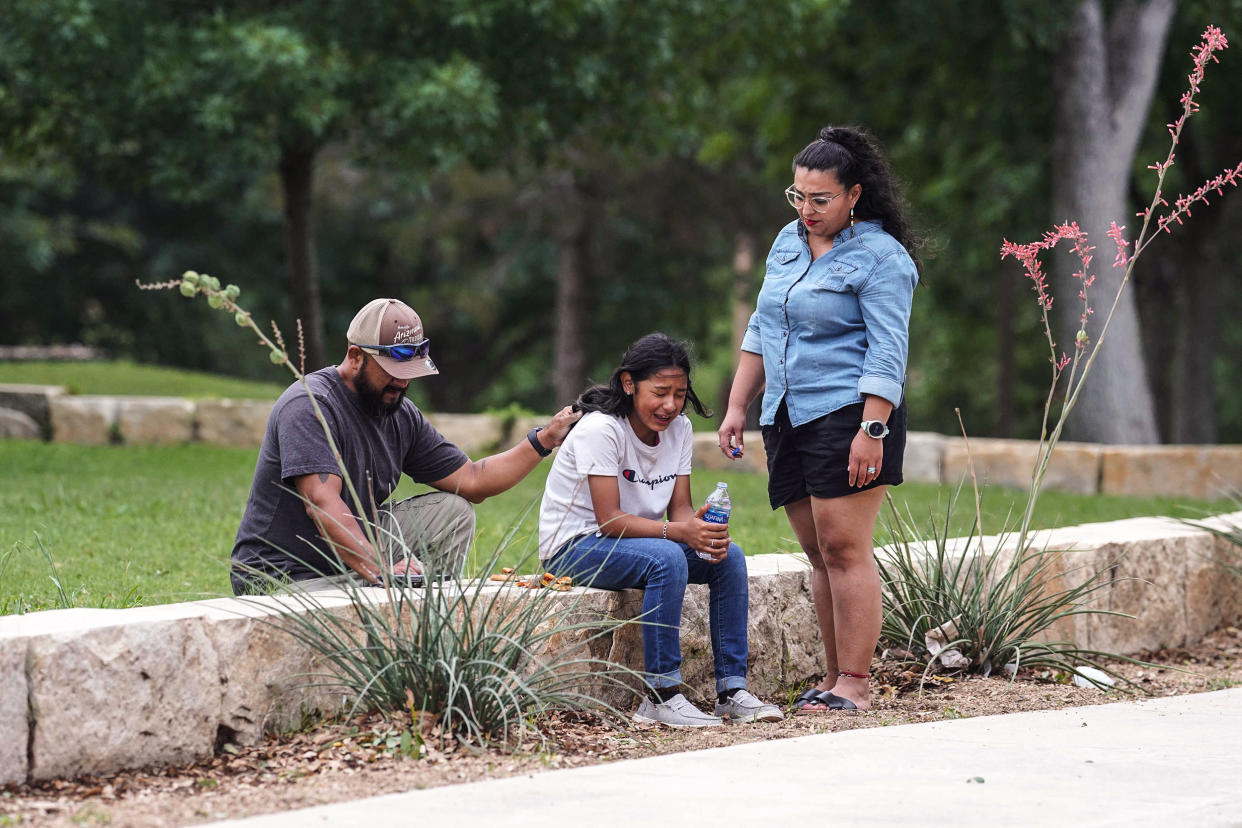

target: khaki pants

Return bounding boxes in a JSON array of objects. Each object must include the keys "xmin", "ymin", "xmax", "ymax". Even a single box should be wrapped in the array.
[{"xmin": 294, "ymin": 491, "xmax": 475, "ymax": 592}]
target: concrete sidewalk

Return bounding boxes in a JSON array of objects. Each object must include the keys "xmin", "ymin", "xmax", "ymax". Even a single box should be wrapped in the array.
[{"xmin": 211, "ymin": 688, "xmax": 1242, "ymax": 828}]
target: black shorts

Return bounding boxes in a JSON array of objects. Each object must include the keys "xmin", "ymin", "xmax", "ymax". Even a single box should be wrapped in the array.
[{"xmin": 762, "ymin": 400, "xmax": 907, "ymax": 509}]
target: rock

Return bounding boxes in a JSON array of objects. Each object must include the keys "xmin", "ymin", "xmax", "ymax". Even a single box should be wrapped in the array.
[
  {"xmin": 50, "ymin": 396, "xmax": 117, "ymax": 445},
  {"xmin": 1100, "ymin": 446, "xmax": 1242, "ymax": 499},
  {"xmin": 116, "ymin": 397, "xmax": 195, "ymax": 445},
  {"xmin": 692, "ymin": 431, "xmax": 767, "ymax": 475},
  {"xmin": 197, "ymin": 594, "xmax": 356, "ymax": 744},
  {"xmin": 25, "ymin": 606, "xmax": 220, "ymax": 780},
  {"xmin": 0, "ymin": 406, "xmax": 41, "ymax": 440},
  {"xmin": 195, "ymin": 399, "xmax": 275, "ymax": 448},
  {"xmin": 0, "ymin": 638, "xmax": 28, "ymax": 785},
  {"xmin": 0, "ymin": 383, "xmax": 65, "ymax": 439},
  {"xmin": 903, "ymin": 431, "xmax": 945, "ymax": 484},
  {"xmin": 942, "ymin": 437, "xmax": 1101, "ymax": 495},
  {"xmin": 424, "ymin": 413, "xmax": 504, "ymax": 455}
]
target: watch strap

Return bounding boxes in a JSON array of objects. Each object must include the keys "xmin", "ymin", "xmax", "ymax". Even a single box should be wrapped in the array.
[{"xmin": 527, "ymin": 427, "xmax": 553, "ymax": 458}]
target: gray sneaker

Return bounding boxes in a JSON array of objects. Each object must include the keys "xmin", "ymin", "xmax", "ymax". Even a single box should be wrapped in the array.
[
  {"xmin": 633, "ymin": 694, "xmax": 724, "ymax": 728},
  {"xmin": 714, "ymin": 688, "xmax": 784, "ymax": 723}
]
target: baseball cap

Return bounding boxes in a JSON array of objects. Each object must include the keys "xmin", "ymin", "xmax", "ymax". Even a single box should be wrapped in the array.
[{"xmin": 346, "ymin": 298, "xmax": 439, "ymax": 380}]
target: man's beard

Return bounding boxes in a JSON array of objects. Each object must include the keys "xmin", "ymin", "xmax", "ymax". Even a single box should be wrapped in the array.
[{"xmin": 356, "ymin": 365, "xmax": 408, "ymax": 418}]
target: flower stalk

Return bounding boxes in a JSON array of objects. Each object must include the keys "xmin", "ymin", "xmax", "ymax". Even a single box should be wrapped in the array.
[{"xmin": 1001, "ymin": 25, "xmax": 1240, "ymax": 553}]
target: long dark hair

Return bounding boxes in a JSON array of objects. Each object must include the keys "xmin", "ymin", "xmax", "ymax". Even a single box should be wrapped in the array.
[
  {"xmin": 574, "ymin": 333, "xmax": 710, "ymax": 420},
  {"xmin": 793, "ymin": 125, "xmax": 925, "ymax": 282}
]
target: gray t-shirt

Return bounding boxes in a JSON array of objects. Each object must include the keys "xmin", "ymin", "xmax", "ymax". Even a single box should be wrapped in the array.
[{"xmin": 230, "ymin": 367, "xmax": 468, "ymax": 587}]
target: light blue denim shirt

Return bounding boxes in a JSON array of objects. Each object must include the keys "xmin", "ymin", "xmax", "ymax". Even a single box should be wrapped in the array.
[{"xmin": 740, "ymin": 218, "xmax": 917, "ymax": 428}]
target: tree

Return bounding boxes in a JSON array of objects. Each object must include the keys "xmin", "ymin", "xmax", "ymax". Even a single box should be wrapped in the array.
[
  {"xmin": 1, "ymin": 0, "xmax": 691, "ymax": 372},
  {"xmin": 1049, "ymin": 0, "xmax": 1174, "ymax": 443}
]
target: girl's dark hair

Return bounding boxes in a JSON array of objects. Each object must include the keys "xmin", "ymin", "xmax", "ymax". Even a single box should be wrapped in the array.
[
  {"xmin": 793, "ymin": 125, "xmax": 926, "ymax": 282},
  {"xmin": 574, "ymin": 332, "xmax": 710, "ymax": 420}
]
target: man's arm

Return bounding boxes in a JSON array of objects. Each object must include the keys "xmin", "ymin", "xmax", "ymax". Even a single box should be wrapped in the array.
[
  {"xmin": 294, "ymin": 471, "xmax": 416, "ymax": 580},
  {"xmin": 428, "ymin": 405, "xmax": 581, "ymax": 502}
]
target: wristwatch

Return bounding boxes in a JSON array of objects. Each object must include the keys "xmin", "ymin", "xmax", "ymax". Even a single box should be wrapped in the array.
[
  {"xmin": 527, "ymin": 427, "xmax": 553, "ymax": 458},
  {"xmin": 860, "ymin": 420, "xmax": 890, "ymax": 439}
]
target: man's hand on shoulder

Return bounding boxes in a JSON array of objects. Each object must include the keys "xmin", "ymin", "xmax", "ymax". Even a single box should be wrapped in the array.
[{"xmin": 540, "ymin": 405, "xmax": 583, "ymax": 449}]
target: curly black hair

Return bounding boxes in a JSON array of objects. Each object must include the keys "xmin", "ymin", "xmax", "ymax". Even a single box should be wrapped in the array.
[{"xmin": 794, "ymin": 125, "xmax": 925, "ymax": 282}]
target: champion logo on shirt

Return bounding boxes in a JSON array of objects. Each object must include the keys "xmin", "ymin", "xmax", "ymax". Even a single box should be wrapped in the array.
[{"xmin": 621, "ymin": 469, "xmax": 677, "ymax": 491}]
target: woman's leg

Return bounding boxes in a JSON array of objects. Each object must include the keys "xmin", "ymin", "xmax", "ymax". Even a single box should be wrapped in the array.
[
  {"xmin": 784, "ymin": 497, "xmax": 837, "ymax": 693},
  {"xmin": 685, "ymin": 542, "xmax": 749, "ymax": 693},
  {"xmin": 549, "ymin": 535, "xmax": 689, "ymax": 688},
  {"xmin": 810, "ymin": 485, "xmax": 887, "ymax": 710}
]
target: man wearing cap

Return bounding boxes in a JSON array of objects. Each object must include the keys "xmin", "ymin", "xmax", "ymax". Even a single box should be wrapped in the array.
[{"xmin": 230, "ymin": 298, "xmax": 580, "ymax": 594}]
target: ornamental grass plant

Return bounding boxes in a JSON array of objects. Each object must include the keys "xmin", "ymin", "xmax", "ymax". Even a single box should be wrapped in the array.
[
  {"xmin": 137, "ymin": 275, "xmax": 641, "ymax": 747},
  {"xmin": 240, "ymin": 542, "xmax": 643, "ymax": 750},
  {"xmin": 879, "ymin": 26, "xmax": 1241, "ymax": 689},
  {"xmin": 877, "ymin": 493, "xmax": 1142, "ymax": 690}
]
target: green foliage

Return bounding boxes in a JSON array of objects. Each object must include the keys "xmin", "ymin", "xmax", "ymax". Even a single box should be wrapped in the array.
[
  {"xmin": 876, "ymin": 496, "xmax": 1145, "ymax": 691},
  {"xmin": 250, "ymin": 546, "xmax": 640, "ymax": 747}
]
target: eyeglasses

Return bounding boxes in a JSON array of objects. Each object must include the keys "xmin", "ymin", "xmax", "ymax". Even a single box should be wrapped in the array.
[
  {"xmin": 785, "ymin": 186, "xmax": 845, "ymax": 213},
  {"xmin": 355, "ymin": 340, "xmax": 431, "ymax": 361}
]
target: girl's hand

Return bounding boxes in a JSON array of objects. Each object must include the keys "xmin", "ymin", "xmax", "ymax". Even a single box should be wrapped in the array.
[
  {"xmin": 681, "ymin": 504, "xmax": 731, "ymax": 560},
  {"xmin": 717, "ymin": 409, "xmax": 747, "ymax": 459},
  {"xmin": 848, "ymin": 430, "xmax": 883, "ymax": 488}
]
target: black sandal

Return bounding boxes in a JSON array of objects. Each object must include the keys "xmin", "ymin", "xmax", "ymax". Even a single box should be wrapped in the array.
[
  {"xmin": 789, "ymin": 688, "xmax": 833, "ymax": 713},
  {"xmin": 820, "ymin": 691, "xmax": 858, "ymax": 710}
]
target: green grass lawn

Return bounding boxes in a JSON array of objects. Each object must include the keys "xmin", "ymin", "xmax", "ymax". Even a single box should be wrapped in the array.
[
  {"xmin": 0, "ymin": 360, "xmax": 285, "ymax": 399},
  {"xmin": 1, "ymin": 440, "xmax": 1233, "ymax": 615}
]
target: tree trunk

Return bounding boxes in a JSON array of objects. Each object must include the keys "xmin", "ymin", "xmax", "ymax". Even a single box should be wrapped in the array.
[
  {"xmin": 278, "ymin": 142, "xmax": 326, "ymax": 372},
  {"xmin": 551, "ymin": 170, "xmax": 589, "ymax": 406},
  {"xmin": 1049, "ymin": 0, "xmax": 1173, "ymax": 444},
  {"xmin": 722, "ymin": 230, "xmax": 761, "ymax": 429},
  {"xmin": 995, "ymin": 260, "xmax": 1015, "ymax": 438}
]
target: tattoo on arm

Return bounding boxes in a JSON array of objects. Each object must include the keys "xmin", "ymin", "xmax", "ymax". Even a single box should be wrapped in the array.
[{"xmin": 318, "ymin": 473, "xmax": 330, "ymax": 483}]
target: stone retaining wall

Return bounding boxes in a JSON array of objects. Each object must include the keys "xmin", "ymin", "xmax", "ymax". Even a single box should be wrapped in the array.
[
  {"xmin": 4, "ymin": 384, "xmax": 1242, "ymax": 498},
  {"xmin": 3, "ymin": 511, "xmax": 1240, "ymax": 787}
]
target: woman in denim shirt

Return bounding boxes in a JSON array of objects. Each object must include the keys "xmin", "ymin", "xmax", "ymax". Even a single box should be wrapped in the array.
[{"xmin": 718, "ymin": 126, "xmax": 922, "ymax": 712}]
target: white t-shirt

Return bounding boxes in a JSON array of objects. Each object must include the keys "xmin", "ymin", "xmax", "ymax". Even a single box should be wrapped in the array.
[{"xmin": 538, "ymin": 410, "xmax": 694, "ymax": 560}]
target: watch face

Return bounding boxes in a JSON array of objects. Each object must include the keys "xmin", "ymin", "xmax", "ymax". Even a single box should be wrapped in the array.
[{"xmin": 866, "ymin": 421, "xmax": 885, "ymax": 438}]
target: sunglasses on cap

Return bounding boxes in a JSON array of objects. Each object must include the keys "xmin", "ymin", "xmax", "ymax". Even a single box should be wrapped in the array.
[{"xmin": 354, "ymin": 340, "xmax": 431, "ymax": 361}]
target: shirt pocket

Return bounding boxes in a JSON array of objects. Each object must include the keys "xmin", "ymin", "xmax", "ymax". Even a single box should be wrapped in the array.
[
  {"xmin": 813, "ymin": 261, "xmax": 857, "ymax": 291},
  {"xmin": 765, "ymin": 246, "xmax": 803, "ymax": 276}
]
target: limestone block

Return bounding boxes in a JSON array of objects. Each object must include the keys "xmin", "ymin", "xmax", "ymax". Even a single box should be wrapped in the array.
[
  {"xmin": 0, "ymin": 638, "xmax": 28, "ymax": 786},
  {"xmin": 691, "ymin": 431, "xmax": 767, "ymax": 475},
  {"xmin": 50, "ymin": 395, "xmax": 117, "ymax": 445},
  {"xmin": 994, "ymin": 518, "xmax": 1205, "ymax": 655},
  {"xmin": 1100, "ymin": 446, "xmax": 1242, "ymax": 499},
  {"xmin": 0, "ymin": 383, "xmax": 65, "ymax": 437},
  {"xmin": 195, "ymin": 398, "xmax": 274, "ymax": 448},
  {"xmin": 942, "ymin": 437, "xmax": 1101, "ymax": 495},
  {"xmin": 27, "ymin": 615, "xmax": 220, "ymax": 780},
  {"xmin": 116, "ymin": 397, "xmax": 195, "ymax": 445},
  {"xmin": 424, "ymin": 413, "xmax": 504, "ymax": 455},
  {"xmin": 509, "ymin": 415, "xmax": 543, "ymax": 448},
  {"xmin": 197, "ymin": 594, "xmax": 357, "ymax": 743},
  {"xmin": 0, "ymin": 406, "xmax": 41, "ymax": 440},
  {"xmin": 903, "ymin": 431, "xmax": 944, "ymax": 484}
]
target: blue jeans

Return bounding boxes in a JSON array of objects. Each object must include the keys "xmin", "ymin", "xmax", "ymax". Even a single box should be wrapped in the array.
[{"xmin": 548, "ymin": 534, "xmax": 750, "ymax": 693}]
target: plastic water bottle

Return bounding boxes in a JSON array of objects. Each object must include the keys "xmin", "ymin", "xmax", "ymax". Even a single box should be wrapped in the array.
[{"xmin": 698, "ymin": 482, "xmax": 731, "ymax": 561}]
